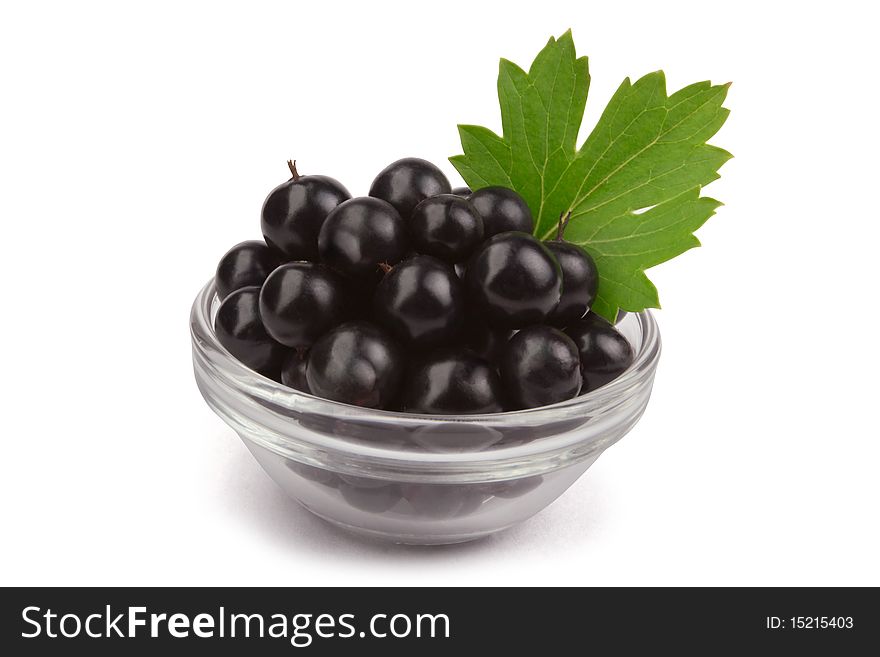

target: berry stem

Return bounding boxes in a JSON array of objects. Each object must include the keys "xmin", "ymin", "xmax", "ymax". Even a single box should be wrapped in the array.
[
  {"xmin": 556, "ymin": 211, "xmax": 572, "ymax": 240},
  {"xmin": 377, "ymin": 262, "xmax": 393, "ymax": 274},
  {"xmin": 287, "ymin": 159, "xmax": 301, "ymax": 181}
]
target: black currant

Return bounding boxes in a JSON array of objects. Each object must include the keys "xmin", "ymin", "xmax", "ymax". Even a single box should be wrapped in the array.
[
  {"xmin": 465, "ymin": 232, "xmax": 562, "ymax": 329},
  {"xmin": 259, "ymin": 262, "xmax": 347, "ymax": 348},
  {"xmin": 615, "ymin": 310, "xmax": 628, "ymax": 324},
  {"xmin": 214, "ymin": 286, "xmax": 286, "ymax": 377},
  {"xmin": 451, "ymin": 186, "xmax": 472, "ymax": 197},
  {"xmin": 546, "ymin": 240, "xmax": 599, "ymax": 327},
  {"xmin": 261, "ymin": 161, "xmax": 351, "ymax": 261},
  {"xmin": 460, "ymin": 316, "xmax": 513, "ymax": 362},
  {"xmin": 333, "ymin": 419, "xmax": 410, "ymax": 447},
  {"xmin": 499, "ymin": 325, "xmax": 582, "ymax": 410},
  {"xmin": 468, "ymin": 186, "xmax": 534, "ymax": 238},
  {"xmin": 318, "ymin": 197, "xmax": 408, "ymax": 279},
  {"xmin": 286, "ymin": 461, "xmax": 339, "ymax": 488},
  {"xmin": 373, "ymin": 255, "xmax": 465, "ymax": 346},
  {"xmin": 565, "ymin": 313, "xmax": 634, "ymax": 392},
  {"xmin": 368, "ymin": 157, "xmax": 451, "ymax": 218},
  {"xmin": 280, "ymin": 349, "xmax": 310, "ymax": 393},
  {"xmin": 306, "ymin": 321, "xmax": 403, "ymax": 409},
  {"xmin": 400, "ymin": 349, "xmax": 505, "ymax": 414},
  {"xmin": 338, "ymin": 480, "xmax": 401, "ymax": 513},
  {"xmin": 402, "ymin": 483, "xmax": 477, "ymax": 518},
  {"xmin": 409, "ymin": 194, "xmax": 484, "ymax": 263},
  {"xmin": 215, "ymin": 240, "xmax": 282, "ymax": 302}
]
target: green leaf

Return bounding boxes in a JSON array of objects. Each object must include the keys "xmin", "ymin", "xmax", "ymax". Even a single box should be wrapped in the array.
[
  {"xmin": 450, "ymin": 32, "xmax": 731, "ymax": 321},
  {"xmin": 569, "ymin": 187, "xmax": 722, "ymax": 320}
]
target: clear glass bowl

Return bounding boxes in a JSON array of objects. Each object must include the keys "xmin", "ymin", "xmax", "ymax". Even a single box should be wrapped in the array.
[{"xmin": 190, "ymin": 279, "xmax": 661, "ymax": 545}]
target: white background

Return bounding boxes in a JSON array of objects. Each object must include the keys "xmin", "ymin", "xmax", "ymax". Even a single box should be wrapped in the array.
[{"xmin": 1, "ymin": 0, "xmax": 878, "ymax": 586}]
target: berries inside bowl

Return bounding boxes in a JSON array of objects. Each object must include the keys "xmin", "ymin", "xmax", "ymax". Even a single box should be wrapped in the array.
[{"xmin": 191, "ymin": 158, "xmax": 661, "ymax": 544}]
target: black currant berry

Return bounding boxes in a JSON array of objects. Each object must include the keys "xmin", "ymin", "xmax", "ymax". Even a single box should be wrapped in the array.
[
  {"xmin": 468, "ymin": 186, "xmax": 534, "ymax": 238},
  {"xmin": 280, "ymin": 349, "xmax": 310, "ymax": 393},
  {"xmin": 261, "ymin": 161, "xmax": 351, "ymax": 261},
  {"xmin": 400, "ymin": 350, "xmax": 505, "ymax": 414},
  {"xmin": 306, "ymin": 321, "xmax": 403, "ymax": 409},
  {"xmin": 318, "ymin": 197, "xmax": 408, "ymax": 279},
  {"xmin": 565, "ymin": 313, "xmax": 634, "ymax": 393},
  {"xmin": 338, "ymin": 480, "xmax": 401, "ymax": 513},
  {"xmin": 615, "ymin": 310, "xmax": 628, "ymax": 324},
  {"xmin": 465, "ymin": 232, "xmax": 562, "ymax": 329},
  {"xmin": 259, "ymin": 262, "xmax": 347, "ymax": 348},
  {"xmin": 546, "ymin": 240, "xmax": 599, "ymax": 327},
  {"xmin": 373, "ymin": 255, "xmax": 465, "ymax": 346},
  {"xmin": 499, "ymin": 325, "xmax": 582, "ymax": 410},
  {"xmin": 215, "ymin": 240, "xmax": 282, "ymax": 302},
  {"xmin": 286, "ymin": 461, "xmax": 340, "ymax": 488},
  {"xmin": 409, "ymin": 194, "xmax": 484, "ymax": 263},
  {"xmin": 402, "ymin": 483, "xmax": 475, "ymax": 518},
  {"xmin": 214, "ymin": 286, "xmax": 285, "ymax": 377},
  {"xmin": 461, "ymin": 316, "xmax": 513, "ymax": 363},
  {"xmin": 368, "ymin": 157, "xmax": 451, "ymax": 218},
  {"xmin": 451, "ymin": 186, "xmax": 472, "ymax": 197}
]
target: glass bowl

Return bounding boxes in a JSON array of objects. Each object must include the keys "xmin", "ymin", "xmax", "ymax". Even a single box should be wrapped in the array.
[{"xmin": 190, "ymin": 279, "xmax": 661, "ymax": 545}]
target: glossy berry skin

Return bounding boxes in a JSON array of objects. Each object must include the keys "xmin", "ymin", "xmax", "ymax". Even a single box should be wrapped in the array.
[
  {"xmin": 280, "ymin": 350, "xmax": 310, "ymax": 393},
  {"xmin": 373, "ymin": 255, "xmax": 465, "ymax": 347},
  {"xmin": 465, "ymin": 232, "xmax": 562, "ymax": 329},
  {"xmin": 369, "ymin": 157, "xmax": 451, "ymax": 219},
  {"xmin": 261, "ymin": 174, "xmax": 351, "ymax": 261},
  {"xmin": 214, "ymin": 286, "xmax": 285, "ymax": 377},
  {"xmin": 306, "ymin": 321, "xmax": 403, "ymax": 409},
  {"xmin": 409, "ymin": 194, "xmax": 484, "ymax": 263},
  {"xmin": 499, "ymin": 325, "xmax": 582, "ymax": 410},
  {"xmin": 461, "ymin": 317, "xmax": 513, "ymax": 363},
  {"xmin": 400, "ymin": 350, "xmax": 505, "ymax": 414},
  {"xmin": 546, "ymin": 241, "xmax": 599, "ymax": 327},
  {"xmin": 215, "ymin": 240, "xmax": 282, "ymax": 302},
  {"xmin": 468, "ymin": 186, "xmax": 534, "ymax": 238},
  {"xmin": 318, "ymin": 197, "xmax": 408, "ymax": 279},
  {"xmin": 615, "ymin": 310, "xmax": 628, "ymax": 325},
  {"xmin": 565, "ymin": 313, "xmax": 634, "ymax": 392},
  {"xmin": 259, "ymin": 262, "xmax": 347, "ymax": 348},
  {"xmin": 451, "ymin": 186, "xmax": 472, "ymax": 197}
]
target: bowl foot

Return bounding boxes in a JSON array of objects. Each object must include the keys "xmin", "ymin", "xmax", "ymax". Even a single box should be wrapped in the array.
[{"xmin": 299, "ymin": 502, "xmax": 508, "ymax": 546}]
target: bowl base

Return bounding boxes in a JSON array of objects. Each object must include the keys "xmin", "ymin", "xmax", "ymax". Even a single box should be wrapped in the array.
[{"xmin": 299, "ymin": 502, "xmax": 506, "ymax": 546}]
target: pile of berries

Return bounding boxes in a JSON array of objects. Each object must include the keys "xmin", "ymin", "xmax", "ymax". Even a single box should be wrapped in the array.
[{"xmin": 213, "ymin": 158, "xmax": 634, "ymax": 413}]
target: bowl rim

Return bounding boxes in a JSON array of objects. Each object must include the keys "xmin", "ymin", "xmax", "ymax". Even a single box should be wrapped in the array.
[{"xmin": 191, "ymin": 278, "xmax": 661, "ymax": 476}]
